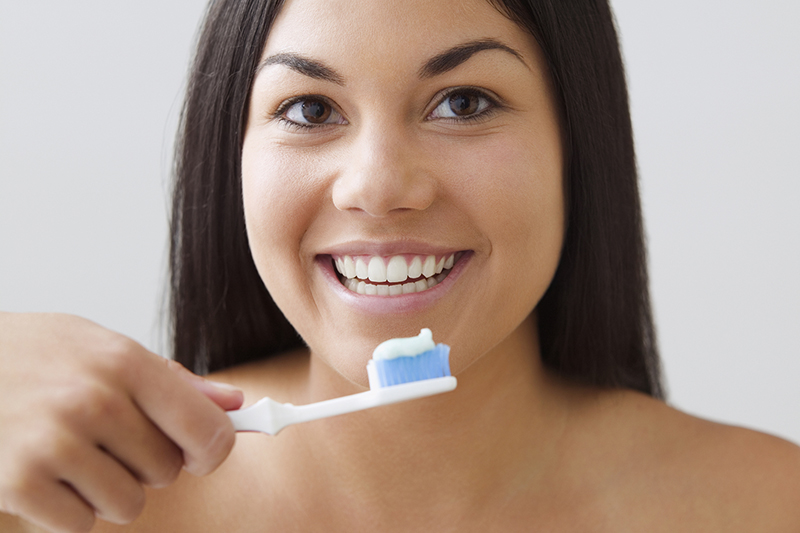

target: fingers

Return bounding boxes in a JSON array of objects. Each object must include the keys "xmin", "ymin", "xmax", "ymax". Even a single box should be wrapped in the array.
[
  {"xmin": 124, "ymin": 355, "xmax": 240, "ymax": 477},
  {"xmin": 0, "ymin": 312, "xmax": 245, "ymax": 531},
  {"xmin": 91, "ymin": 395, "xmax": 184, "ymax": 489},
  {"xmin": 164, "ymin": 359, "xmax": 244, "ymax": 411},
  {"xmin": 2, "ymin": 474, "xmax": 95, "ymax": 533},
  {"xmin": 59, "ymin": 440, "xmax": 145, "ymax": 526}
]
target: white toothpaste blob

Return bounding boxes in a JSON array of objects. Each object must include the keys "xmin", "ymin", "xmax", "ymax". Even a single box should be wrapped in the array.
[{"xmin": 372, "ymin": 328, "xmax": 435, "ymax": 360}]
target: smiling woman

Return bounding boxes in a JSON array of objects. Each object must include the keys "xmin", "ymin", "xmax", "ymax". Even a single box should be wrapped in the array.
[{"xmin": 1, "ymin": 0, "xmax": 799, "ymax": 532}]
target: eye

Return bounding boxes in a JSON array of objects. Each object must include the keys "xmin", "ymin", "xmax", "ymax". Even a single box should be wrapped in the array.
[
  {"xmin": 277, "ymin": 96, "xmax": 347, "ymax": 128},
  {"xmin": 427, "ymin": 89, "xmax": 497, "ymax": 121}
]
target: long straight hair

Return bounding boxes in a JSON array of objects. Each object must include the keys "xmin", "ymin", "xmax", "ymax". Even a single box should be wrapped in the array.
[{"xmin": 170, "ymin": 0, "xmax": 664, "ymax": 399}]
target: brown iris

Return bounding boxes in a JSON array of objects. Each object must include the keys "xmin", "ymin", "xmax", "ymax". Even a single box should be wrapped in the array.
[
  {"xmin": 301, "ymin": 100, "xmax": 332, "ymax": 123},
  {"xmin": 447, "ymin": 93, "xmax": 479, "ymax": 116}
]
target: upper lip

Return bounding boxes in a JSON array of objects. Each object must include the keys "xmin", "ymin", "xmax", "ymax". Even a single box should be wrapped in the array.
[{"xmin": 317, "ymin": 240, "xmax": 467, "ymax": 258}]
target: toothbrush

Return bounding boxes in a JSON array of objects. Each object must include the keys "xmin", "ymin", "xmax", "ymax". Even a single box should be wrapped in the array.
[{"xmin": 227, "ymin": 329, "xmax": 457, "ymax": 435}]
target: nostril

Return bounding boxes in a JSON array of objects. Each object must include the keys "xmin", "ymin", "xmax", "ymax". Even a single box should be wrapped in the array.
[{"xmin": 330, "ymin": 158, "xmax": 435, "ymax": 216}]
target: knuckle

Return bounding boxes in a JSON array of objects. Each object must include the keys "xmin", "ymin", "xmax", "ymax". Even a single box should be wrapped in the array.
[
  {"xmin": 112, "ymin": 485, "xmax": 146, "ymax": 525},
  {"xmin": 53, "ymin": 382, "xmax": 118, "ymax": 429},
  {"xmin": 63, "ymin": 511, "xmax": 96, "ymax": 533},
  {"xmin": 191, "ymin": 421, "xmax": 236, "ymax": 476},
  {"xmin": 0, "ymin": 469, "xmax": 35, "ymax": 515},
  {"xmin": 101, "ymin": 338, "xmax": 139, "ymax": 373},
  {"xmin": 158, "ymin": 449, "xmax": 185, "ymax": 486},
  {"xmin": 146, "ymin": 446, "xmax": 183, "ymax": 488},
  {"xmin": 40, "ymin": 430, "xmax": 80, "ymax": 467}
]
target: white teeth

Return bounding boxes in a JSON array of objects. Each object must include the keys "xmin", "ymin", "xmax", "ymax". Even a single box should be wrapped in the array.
[
  {"xmin": 335, "ymin": 252, "xmax": 461, "ymax": 296},
  {"xmin": 389, "ymin": 284, "xmax": 403, "ymax": 296},
  {"xmin": 344, "ymin": 256, "xmax": 356, "ymax": 279},
  {"xmin": 355, "ymin": 258, "xmax": 368, "ymax": 280},
  {"xmin": 444, "ymin": 254, "xmax": 454, "ymax": 270},
  {"xmin": 422, "ymin": 255, "xmax": 436, "ymax": 278},
  {"xmin": 386, "ymin": 256, "xmax": 408, "ymax": 283},
  {"xmin": 408, "ymin": 256, "xmax": 422, "ymax": 279},
  {"xmin": 368, "ymin": 256, "xmax": 387, "ymax": 282}
]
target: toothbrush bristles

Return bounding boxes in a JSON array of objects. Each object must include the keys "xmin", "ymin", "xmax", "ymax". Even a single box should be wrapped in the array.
[{"xmin": 374, "ymin": 344, "xmax": 451, "ymax": 387}]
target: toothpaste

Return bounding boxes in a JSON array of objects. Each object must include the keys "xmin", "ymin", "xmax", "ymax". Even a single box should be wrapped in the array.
[{"xmin": 372, "ymin": 328, "xmax": 435, "ymax": 360}]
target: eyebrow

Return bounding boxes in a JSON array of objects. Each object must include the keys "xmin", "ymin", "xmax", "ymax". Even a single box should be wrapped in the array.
[
  {"xmin": 257, "ymin": 53, "xmax": 345, "ymax": 85},
  {"xmin": 418, "ymin": 38, "xmax": 527, "ymax": 78},
  {"xmin": 256, "ymin": 38, "xmax": 526, "ymax": 84}
]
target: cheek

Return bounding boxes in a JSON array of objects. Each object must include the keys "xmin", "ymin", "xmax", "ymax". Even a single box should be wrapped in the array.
[
  {"xmin": 437, "ymin": 130, "xmax": 564, "ymax": 306},
  {"xmin": 241, "ymin": 140, "xmax": 326, "ymax": 292},
  {"xmin": 442, "ymin": 132, "xmax": 564, "ymax": 251}
]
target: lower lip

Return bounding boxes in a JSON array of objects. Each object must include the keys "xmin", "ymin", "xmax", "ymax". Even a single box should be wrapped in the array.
[{"xmin": 316, "ymin": 252, "xmax": 472, "ymax": 315}]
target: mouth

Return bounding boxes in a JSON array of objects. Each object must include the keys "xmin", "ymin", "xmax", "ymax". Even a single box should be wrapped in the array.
[{"xmin": 330, "ymin": 252, "xmax": 466, "ymax": 296}]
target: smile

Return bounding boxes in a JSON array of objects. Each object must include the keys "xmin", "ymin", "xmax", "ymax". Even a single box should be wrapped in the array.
[{"xmin": 332, "ymin": 253, "xmax": 463, "ymax": 296}]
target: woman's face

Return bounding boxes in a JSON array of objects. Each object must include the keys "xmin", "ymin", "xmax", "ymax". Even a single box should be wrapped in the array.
[{"xmin": 242, "ymin": 0, "xmax": 564, "ymax": 384}]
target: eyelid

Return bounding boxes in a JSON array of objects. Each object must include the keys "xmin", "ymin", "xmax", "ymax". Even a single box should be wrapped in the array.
[
  {"xmin": 426, "ymin": 86, "xmax": 505, "ymax": 121},
  {"xmin": 272, "ymin": 94, "xmax": 347, "ymax": 130}
]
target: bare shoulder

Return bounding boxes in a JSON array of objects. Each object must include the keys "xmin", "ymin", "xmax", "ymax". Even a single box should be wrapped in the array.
[
  {"xmin": 587, "ymin": 389, "xmax": 800, "ymax": 531},
  {"xmin": 207, "ymin": 347, "xmax": 310, "ymax": 402}
]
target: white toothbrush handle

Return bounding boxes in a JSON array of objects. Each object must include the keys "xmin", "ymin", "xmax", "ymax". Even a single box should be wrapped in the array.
[{"xmin": 227, "ymin": 376, "xmax": 457, "ymax": 435}]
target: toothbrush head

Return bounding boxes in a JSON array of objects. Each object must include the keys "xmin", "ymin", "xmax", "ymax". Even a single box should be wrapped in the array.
[
  {"xmin": 366, "ymin": 329, "xmax": 451, "ymax": 389},
  {"xmin": 368, "ymin": 344, "xmax": 451, "ymax": 388}
]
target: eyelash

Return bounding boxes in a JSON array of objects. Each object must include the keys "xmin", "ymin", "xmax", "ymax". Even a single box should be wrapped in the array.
[
  {"xmin": 428, "ymin": 87, "xmax": 503, "ymax": 124},
  {"xmin": 271, "ymin": 87, "xmax": 503, "ymax": 132},
  {"xmin": 272, "ymin": 94, "xmax": 342, "ymax": 132}
]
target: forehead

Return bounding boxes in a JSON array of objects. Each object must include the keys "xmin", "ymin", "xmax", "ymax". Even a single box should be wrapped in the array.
[{"xmin": 263, "ymin": 0, "xmax": 538, "ymax": 73}]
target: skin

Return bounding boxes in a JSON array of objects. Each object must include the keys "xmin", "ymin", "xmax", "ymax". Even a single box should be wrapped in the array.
[{"xmin": 1, "ymin": 0, "xmax": 799, "ymax": 531}]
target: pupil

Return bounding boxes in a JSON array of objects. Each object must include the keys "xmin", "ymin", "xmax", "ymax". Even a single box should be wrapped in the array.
[
  {"xmin": 449, "ymin": 94, "xmax": 477, "ymax": 115},
  {"xmin": 301, "ymin": 100, "xmax": 330, "ymax": 123}
]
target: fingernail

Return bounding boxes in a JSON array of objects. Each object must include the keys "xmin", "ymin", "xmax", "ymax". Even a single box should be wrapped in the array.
[{"xmin": 206, "ymin": 380, "xmax": 242, "ymax": 392}]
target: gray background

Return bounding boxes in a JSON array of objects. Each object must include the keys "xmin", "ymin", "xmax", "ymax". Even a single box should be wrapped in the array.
[{"xmin": 1, "ymin": 1, "xmax": 798, "ymax": 443}]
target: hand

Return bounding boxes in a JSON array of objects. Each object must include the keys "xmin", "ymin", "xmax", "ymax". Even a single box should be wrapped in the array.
[{"xmin": 0, "ymin": 312, "xmax": 244, "ymax": 533}]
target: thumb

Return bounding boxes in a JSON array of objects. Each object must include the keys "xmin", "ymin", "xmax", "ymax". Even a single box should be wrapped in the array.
[{"xmin": 164, "ymin": 359, "xmax": 245, "ymax": 411}]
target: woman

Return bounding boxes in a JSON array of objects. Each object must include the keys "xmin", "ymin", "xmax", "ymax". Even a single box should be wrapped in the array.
[{"xmin": 1, "ymin": 0, "xmax": 798, "ymax": 531}]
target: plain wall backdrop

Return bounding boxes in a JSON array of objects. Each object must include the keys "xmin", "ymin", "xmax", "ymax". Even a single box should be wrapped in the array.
[{"xmin": 1, "ymin": 1, "xmax": 798, "ymax": 443}]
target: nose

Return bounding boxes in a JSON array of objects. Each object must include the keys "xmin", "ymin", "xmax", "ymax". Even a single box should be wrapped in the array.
[{"xmin": 331, "ymin": 125, "xmax": 435, "ymax": 217}]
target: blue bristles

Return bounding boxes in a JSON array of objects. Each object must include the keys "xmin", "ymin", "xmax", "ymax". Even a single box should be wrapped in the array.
[{"xmin": 374, "ymin": 344, "xmax": 451, "ymax": 387}]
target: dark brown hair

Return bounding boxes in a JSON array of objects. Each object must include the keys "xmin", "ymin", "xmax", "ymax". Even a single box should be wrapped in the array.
[{"xmin": 170, "ymin": 0, "xmax": 664, "ymax": 399}]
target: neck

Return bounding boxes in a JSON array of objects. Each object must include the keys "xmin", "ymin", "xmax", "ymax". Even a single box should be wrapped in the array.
[{"xmin": 285, "ymin": 314, "xmax": 571, "ymax": 526}]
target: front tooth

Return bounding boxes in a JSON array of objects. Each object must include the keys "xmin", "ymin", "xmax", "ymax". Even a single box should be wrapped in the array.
[
  {"xmin": 435, "ymin": 257, "xmax": 445, "ymax": 274},
  {"xmin": 422, "ymin": 255, "xmax": 436, "ymax": 278},
  {"xmin": 408, "ymin": 256, "xmax": 422, "ymax": 279},
  {"xmin": 355, "ymin": 258, "xmax": 368, "ymax": 279},
  {"xmin": 344, "ymin": 256, "xmax": 357, "ymax": 279},
  {"xmin": 444, "ymin": 254, "xmax": 454, "ymax": 270},
  {"xmin": 368, "ymin": 256, "xmax": 387, "ymax": 282},
  {"xmin": 414, "ymin": 279, "xmax": 427, "ymax": 292},
  {"xmin": 377, "ymin": 285, "xmax": 389, "ymax": 296},
  {"xmin": 356, "ymin": 281, "xmax": 367, "ymax": 294},
  {"xmin": 402, "ymin": 282, "xmax": 416, "ymax": 294},
  {"xmin": 389, "ymin": 284, "xmax": 403, "ymax": 296},
  {"xmin": 386, "ymin": 256, "xmax": 408, "ymax": 283},
  {"xmin": 365, "ymin": 283, "xmax": 377, "ymax": 295}
]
